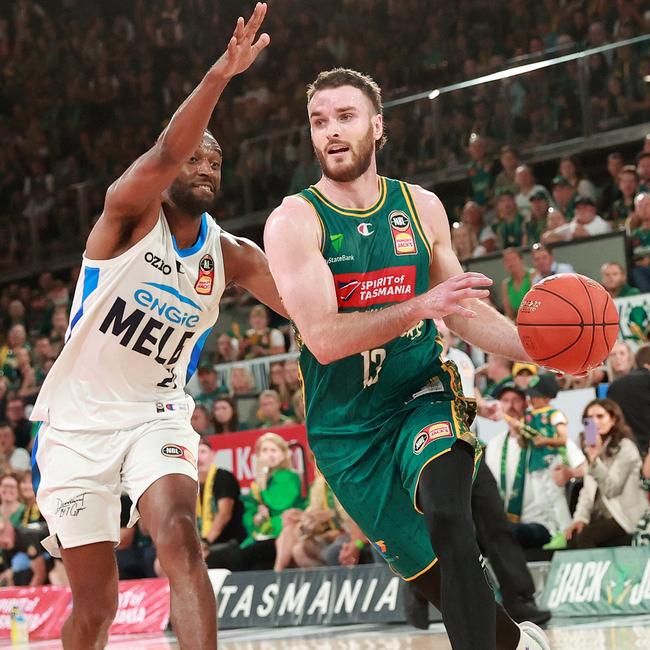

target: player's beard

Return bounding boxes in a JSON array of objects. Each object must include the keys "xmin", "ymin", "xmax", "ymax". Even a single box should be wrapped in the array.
[
  {"xmin": 315, "ymin": 124, "xmax": 376, "ymax": 183},
  {"xmin": 168, "ymin": 179, "xmax": 217, "ymax": 217}
]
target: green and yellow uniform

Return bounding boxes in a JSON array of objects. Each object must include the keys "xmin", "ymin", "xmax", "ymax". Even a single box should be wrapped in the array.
[
  {"xmin": 524, "ymin": 406, "xmax": 568, "ymax": 472},
  {"xmin": 297, "ymin": 177, "xmax": 478, "ymax": 580}
]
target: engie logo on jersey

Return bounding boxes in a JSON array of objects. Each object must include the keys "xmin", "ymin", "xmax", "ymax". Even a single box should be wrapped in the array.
[
  {"xmin": 388, "ymin": 211, "xmax": 417, "ymax": 256},
  {"xmin": 161, "ymin": 444, "xmax": 196, "ymax": 468},
  {"xmin": 333, "ymin": 266, "xmax": 416, "ymax": 308},
  {"xmin": 413, "ymin": 422, "xmax": 453, "ymax": 455},
  {"xmin": 195, "ymin": 254, "xmax": 215, "ymax": 295}
]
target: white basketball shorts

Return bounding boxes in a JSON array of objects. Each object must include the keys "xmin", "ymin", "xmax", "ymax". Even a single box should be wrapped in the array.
[{"xmin": 32, "ymin": 414, "xmax": 199, "ymax": 558}]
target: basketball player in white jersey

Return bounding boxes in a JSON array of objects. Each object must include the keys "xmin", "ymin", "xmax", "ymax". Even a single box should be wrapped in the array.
[{"xmin": 29, "ymin": 5, "xmax": 273, "ymax": 648}]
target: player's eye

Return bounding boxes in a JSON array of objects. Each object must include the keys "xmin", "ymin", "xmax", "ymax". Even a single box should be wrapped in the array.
[
  {"xmin": 211, "ymin": 162, "xmax": 220, "ymax": 170},
  {"xmin": 189, "ymin": 156, "xmax": 198, "ymax": 163},
  {"xmin": 340, "ymin": 113, "xmax": 352, "ymax": 121}
]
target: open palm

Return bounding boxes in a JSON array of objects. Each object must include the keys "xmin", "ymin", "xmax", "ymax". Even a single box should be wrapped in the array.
[{"xmin": 213, "ymin": 2, "xmax": 270, "ymax": 79}]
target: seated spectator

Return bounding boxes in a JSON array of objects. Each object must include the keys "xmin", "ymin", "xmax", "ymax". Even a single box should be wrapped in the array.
[
  {"xmin": 460, "ymin": 200, "xmax": 496, "ymax": 253},
  {"xmin": 18, "ymin": 471, "xmax": 44, "ymax": 526},
  {"xmin": 229, "ymin": 365, "xmax": 259, "ymax": 428},
  {"xmin": 530, "ymin": 242, "xmax": 575, "ymax": 285},
  {"xmin": 550, "ymin": 175, "xmax": 577, "ymax": 222},
  {"xmin": 116, "ymin": 495, "xmax": 155, "ymax": 580},
  {"xmin": 48, "ymin": 307, "xmax": 69, "ymax": 356},
  {"xmin": 540, "ymin": 207, "xmax": 568, "ymax": 245},
  {"xmin": 14, "ymin": 347, "xmax": 40, "ymax": 404},
  {"xmin": 545, "ymin": 195, "xmax": 612, "ymax": 242},
  {"xmin": 4, "ymin": 399, "xmax": 31, "ymax": 450},
  {"xmin": 628, "ymin": 193, "xmax": 650, "ymax": 292},
  {"xmin": 600, "ymin": 261, "xmax": 640, "ymax": 299},
  {"xmin": 638, "ymin": 151, "xmax": 650, "ymax": 193},
  {"xmin": 191, "ymin": 404, "xmax": 214, "ymax": 436},
  {"xmin": 512, "ymin": 362, "xmax": 537, "ymax": 391},
  {"xmin": 196, "ymin": 439, "xmax": 246, "ymax": 568},
  {"xmin": 598, "ymin": 152, "xmax": 624, "ymax": 217},
  {"xmin": 558, "ymin": 155, "xmax": 597, "ymax": 201},
  {"xmin": 213, "ymin": 333, "xmax": 240, "ymax": 364},
  {"xmin": 495, "ymin": 191, "xmax": 526, "ymax": 249},
  {"xmin": 240, "ymin": 305, "xmax": 286, "ymax": 359},
  {"xmin": 500, "ymin": 248, "xmax": 534, "ymax": 320},
  {"xmin": 607, "ymin": 343, "xmax": 650, "ymax": 456},
  {"xmin": 0, "ymin": 474, "xmax": 25, "ymax": 527},
  {"xmin": 609, "ymin": 165, "xmax": 638, "ymax": 226},
  {"xmin": 480, "ymin": 354, "xmax": 514, "ymax": 399},
  {"xmin": 0, "ymin": 517, "xmax": 48, "ymax": 587},
  {"xmin": 451, "ymin": 223, "xmax": 485, "ymax": 261},
  {"xmin": 632, "ymin": 452, "xmax": 650, "ymax": 546},
  {"xmin": 565, "ymin": 399, "xmax": 647, "ymax": 549},
  {"xmin": 194, "ymin": 363, "xmax": 227, "ymax": 410},
  {"xmin": 211, "ymin": 397, "xmax": 241, "ymax": 434},
  {"xmin": 269, "ymin": 361, "xmax": 291, "ymax": 411},
  {"xmin": 283, "ymin": 359, "xmax": 301, "ymax": 399},
  {"xmin": 255, "ymin": 390, "xmax": 294, "ymax": 429},
  {"xmin": 485, "ymin": 384, "xmax": 580, "ymax": 550},
  {"xmin": 494, "ymin": 145, "xmax": 520, "ymax": 196},
  {"xmin": 240, "ymin": 433, "xmax": 304, "ymax": 569},
  {"xmin": 606, "ymin": 341, "xmax": 635, "ymax": 383},
  {"xmin": 466, "ymin": 133, "xmax": 495, "ymax": 208},
  {"xmin": 0, "ymin": 425, "xmax": 30, "ymax": 473},
  {"xmin": 526, "ymin": 191, "xmax": 553, "ymax": 246},
  {"xmin": 514, "ymin": 164, "xmax": 552, "ymax": 222}
]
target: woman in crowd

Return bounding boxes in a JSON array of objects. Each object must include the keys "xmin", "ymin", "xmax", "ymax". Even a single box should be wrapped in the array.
[
  {"xmin": 269, "ymin": 361, "xmax": 291, "ymax": 412},
  {"xmin": 211, "ymin": 397, "xmax": 241, "ymax": 434},
  {"xmin": 451, "ymin": 222, "xmax": 485, "ymax": 262},
  {"xmin": 0, "ymin": 473, "xmax": 25, "ymax": 526},
  {"xmin": 557, "ymin": 155, "xmax": 597, "ymax": 200},
  {"xmin": 606, "ymin": 340, "xmax": 635, "ymax": 382},
  {"xmin": 565, "ymin": 399, "xmax": 647, "ymax": 548},
  {"xmin": 18, "ymin": 470, "xmax": 45, "ymax": 526},
  {"xmin": 228, "ymin": 365, "xmax": 257, "ymax": 398},
  {"xmin": 240, "ymin": 433, "xmax": 304, "ymax": 570}
]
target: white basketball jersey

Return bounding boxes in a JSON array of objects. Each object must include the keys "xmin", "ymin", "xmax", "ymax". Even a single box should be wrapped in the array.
[{"xmin": 31, "ymin": 211, "xmax": 225, "ymax": 431}]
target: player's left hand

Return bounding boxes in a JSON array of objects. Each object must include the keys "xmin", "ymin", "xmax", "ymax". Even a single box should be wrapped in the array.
[
  {"xmin": 212, "ymin": 3, "xmax": 270, "ymax": 80},
  {"xmin": 477, "ymin": 398, "xmax": 501, "ymax": 421}
]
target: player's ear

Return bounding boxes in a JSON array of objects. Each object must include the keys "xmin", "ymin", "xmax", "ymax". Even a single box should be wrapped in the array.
[{"xmin": 372, "ymin": 113, "xmax": 383, "ymax": 143}]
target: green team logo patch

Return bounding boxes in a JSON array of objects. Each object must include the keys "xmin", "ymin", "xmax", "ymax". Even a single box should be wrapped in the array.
[{"xmin": 330, "ymin": 233, "xmax": 344, "ymax": 252}]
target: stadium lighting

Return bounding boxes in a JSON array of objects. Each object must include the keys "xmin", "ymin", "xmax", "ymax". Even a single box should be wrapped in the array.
[
  {"xmin": 645, "ymin": 75, "xmax": 650, "ymax": 83},
  {"xmin": 428, "ymin": 89, "xmax": 440, "ymax": 100}
]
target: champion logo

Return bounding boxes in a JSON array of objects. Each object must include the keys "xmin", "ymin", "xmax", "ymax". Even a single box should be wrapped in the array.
[{"xmin": 357, "ymin": 222, "xmax": 374, "ymax": 237}]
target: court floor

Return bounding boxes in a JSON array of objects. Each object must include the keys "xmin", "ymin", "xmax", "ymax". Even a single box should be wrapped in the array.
[{"xmin": 6, "ymin": 615, "xmax": 650, "ymax": 649}]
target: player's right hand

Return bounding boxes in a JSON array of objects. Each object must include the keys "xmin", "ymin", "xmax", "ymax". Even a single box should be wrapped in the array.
[
  {"xmin": 212, "ymin": 2, "xmax": 270, "ymax": 79},
  {"xmin": 419, "ymin": 272, "xmax": 492, "ymax": 319}
]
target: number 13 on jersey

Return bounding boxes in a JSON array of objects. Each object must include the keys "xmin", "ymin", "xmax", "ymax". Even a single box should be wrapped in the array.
[{"xmin": 361, "ymin": 348, "xmax": 386, "ymax": 388}]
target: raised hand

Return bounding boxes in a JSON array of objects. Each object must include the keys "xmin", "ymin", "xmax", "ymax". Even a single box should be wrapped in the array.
[
  {"xmin": 212, "ymin": 2, "xmax": 270, "ymax": 79},
  {"xmin": 419, "ymin": 272, "xmax": 493, "ymax": 320}
]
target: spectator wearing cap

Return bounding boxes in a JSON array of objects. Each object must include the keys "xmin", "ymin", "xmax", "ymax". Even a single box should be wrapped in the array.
[
  {"xmin": 514, "ymin": 165, "xmax": 552, "ymax": 221},
  {"xmin": 495, "ymin": 190, "xmax": 526, "ymax": 249},
  {"xmin": 600, "ymin": 261, "xmax": 640, "ymax": 299},
  {"xmin": 551, "ymin": 175, "xmax": 577, "ymax": 222},
  {"xmin": 494, "ymin": 146, "xmax": 520, "ymax": 197},
  {"xmin": 240, "ymin": 305, "xmax": 286, "ymax": 360},
  {"xmin": 609, "ymin": 165, "xmax": 638, "ymax": 226},
  {"xmin": 500, "ymin": 248, "xmax": 534, "ymax": 321},
  {"xmin": 544, "ymin": 195, "xmax": 612, "ymax": 242},
  {"xmin": 628, "ymin": 193, "xmax": 650, "ymax": 292},
  {"xmin": 607, "ymin": 344, "xmax": 650, "ymax": 455},
  {"xmin": 194, "ymin": 363, "xmax": 227, "ymax": 411},
  {"xmin": 512, "ymin": 362, "xmax": 538, "ymax": 391},
  {"xmin": 598, "ymin": 152, "xmax": 624, "ymax": 216},
  {"xmin": 460, "ymin": 201, "xmax": 497, "ymax": 253},
  {"xmin": 485, "ymin": 383, "xmax": 583, "ymax": 551},
  {"xmin": 466, "ymin": 133, "xmax": 496, "ymax": 208},
  {"xmin": 530, "ymin": 243, "xmax": 575, "ymax": 285}
]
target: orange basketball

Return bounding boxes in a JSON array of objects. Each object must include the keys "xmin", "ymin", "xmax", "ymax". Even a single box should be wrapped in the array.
[{"xmin": 516, "ymin": 273, "xmax": 620, "ymax": 375}]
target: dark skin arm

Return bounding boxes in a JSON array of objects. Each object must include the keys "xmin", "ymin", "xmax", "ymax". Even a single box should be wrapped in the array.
[
  {"xmin": 85, "ymin": 3, "xmax": 270, "ymax": 261},
  {"xmin": 221, "ymin": 232, "xmax": 287, "ymax": 317}
]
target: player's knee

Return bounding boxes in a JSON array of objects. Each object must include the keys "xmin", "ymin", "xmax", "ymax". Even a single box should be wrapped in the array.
[
  {"xmin": 154, "ymin": 510, "xmax": 201, "ymax": 566},
  {"xmin": 423, "ymin": 502, "xmax": 474, "ymax": 557},
  {"xmin": 72, "ymin": 593, "xmax": 118, "ymax": 635}
]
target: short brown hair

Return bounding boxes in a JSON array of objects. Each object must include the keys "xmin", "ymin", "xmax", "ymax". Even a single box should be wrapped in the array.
[
  {"xmin": 635, "ymin": 343, "xmax": 650, "ymax": 369},
  {"xmin": 307, "ymin": 68, "xmax": 386, "ymax": 148}
]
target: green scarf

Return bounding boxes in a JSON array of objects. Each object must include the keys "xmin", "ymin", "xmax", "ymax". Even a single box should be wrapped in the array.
[{"xmin": 500, "ymin": 436, "xmax": 529, "ymax": 523}]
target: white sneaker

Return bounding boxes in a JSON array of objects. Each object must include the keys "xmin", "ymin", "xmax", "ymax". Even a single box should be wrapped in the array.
[{"xmin": 516, "ymin": 621, "xmax": 551, "ymax": 650}]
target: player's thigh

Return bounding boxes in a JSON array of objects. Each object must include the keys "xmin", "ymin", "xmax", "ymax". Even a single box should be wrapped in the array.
[
  {"xmin": 394, "ymin": 397, "xmax": 480, "ymax": 514},
  {"xmin": 33, "ymin": 424, "xmax": 124, "ymax": 558},
  {"xmin": 323, "ymin": 452, "xmax": 436, "ymax": 582},
  {"xmin": 120, "ymin": 417, "xmax": 200, "ymax": 529}
]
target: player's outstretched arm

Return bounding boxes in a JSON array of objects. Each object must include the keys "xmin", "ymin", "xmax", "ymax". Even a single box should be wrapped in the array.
[
  {"xmin": 264, "ymin": 198, "xmax": 492, "ymax": 365},
  {"xmin": 220, "ymin": 231, "xmax": 287, "ymax": 317},
  {"xmin": 409, "ymin": 184, "xmax": 532, "ymax": 362},
  {"xmin": 89, "ymin": 3, "xmax": 270, "ymax": 256}
]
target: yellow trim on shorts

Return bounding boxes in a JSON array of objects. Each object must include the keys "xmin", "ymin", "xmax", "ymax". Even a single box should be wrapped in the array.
[
  {"xmin": 399, "ymin": 181, "xmax": 432, "ymax": 261},
  {"xmin": 402, "ymin": 555, "xmax": 439, "ymax": 582},
  {"xmin": 296, "ymin": 194, "xmax": 326, "ymax": 252},
  {"xmin": 307, "ymin": 177, "xmax": 387, "ymax": 217},
  {"xmin": 412, "ymin": 447, "xmax": 453, "ymax": 515}
]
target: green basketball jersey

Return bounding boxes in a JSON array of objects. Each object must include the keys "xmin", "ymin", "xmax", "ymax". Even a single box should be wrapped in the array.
[
  {"xmin": 296, "ymin": 177, "xmax": 457, "ymax": 467},
  {"xmin": 525, "ymin": 406, "xmax": 568, "ymax": 471}
]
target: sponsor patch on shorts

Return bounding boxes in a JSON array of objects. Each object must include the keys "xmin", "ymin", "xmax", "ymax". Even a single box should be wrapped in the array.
[
  {"xmin": 413, "ymin": 422, "xmax": 454, "ymax": 455},
  {"xmin": 161, "ymin": 444, "xmax": 196, "ymax": 468}
]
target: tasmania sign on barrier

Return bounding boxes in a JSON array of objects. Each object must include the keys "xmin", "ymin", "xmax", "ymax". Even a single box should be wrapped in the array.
[{"xmin": 541, "ymin": 547, "xmax": 650, "ymax": 617}]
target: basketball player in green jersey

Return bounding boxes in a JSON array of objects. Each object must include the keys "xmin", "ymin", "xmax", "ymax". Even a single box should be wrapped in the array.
[{"xmin": 264, "ymin": 69, "xmax": 549, "ymax": 650}]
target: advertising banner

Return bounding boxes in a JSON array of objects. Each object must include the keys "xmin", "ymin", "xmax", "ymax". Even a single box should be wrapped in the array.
[
  {"xmin": 616, "ymin": 293, "xmax": 650, "ymax": 346},
  {"xmin": 541, "ymin": 547, "xmax": 650, "ymax": 617}
]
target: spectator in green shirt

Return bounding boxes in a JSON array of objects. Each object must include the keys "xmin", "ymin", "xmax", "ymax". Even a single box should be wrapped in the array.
[
  {"xmin": 255, "ymin": 390, "xmax": 294, "ymax": 429},
  {"xmin": 194, "ymin": 363, "xmax": 227, "ymax": 410},
  {"xmin": 495, "ymin": 191, "xmax": 525, "ymax": 249},
  {"xmin": 600, "ymin": 261, "xmax": 640, "ymax": 299}
]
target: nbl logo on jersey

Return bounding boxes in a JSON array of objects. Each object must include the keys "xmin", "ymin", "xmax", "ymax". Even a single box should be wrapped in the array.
[
  {"xmin": 195, "ymin": 254, "xmax": 215, "ymax": 295},
  {"xmin": 388, "ymin": 211, "xmax": 417, "ymax": 256}
]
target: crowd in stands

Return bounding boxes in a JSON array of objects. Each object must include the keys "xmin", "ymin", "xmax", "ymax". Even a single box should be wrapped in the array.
[{"xmin": 2, "ymin": 0, "xmax": 650, "ymax": 267}]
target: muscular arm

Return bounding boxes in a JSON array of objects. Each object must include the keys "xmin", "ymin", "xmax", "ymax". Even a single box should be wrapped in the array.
[
  {"xmin": 87, "ymin": 4, "xmax": 270, "ymax": 260},
  {"xmin": 221, "ymin": 232, "xmax": 287, "ymax": 317},
  {"xmin": 408, "ymin": 186, "xmax": 531, "ymax": 361},
  {"xmin": 264, "ymin": 197, "xmax": 491, "ymax": 364}
]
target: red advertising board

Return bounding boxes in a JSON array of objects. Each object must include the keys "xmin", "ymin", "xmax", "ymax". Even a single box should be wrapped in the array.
[{"xmin": 207, "ymin": 424, "xmax": 314, "ymax": 492}]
